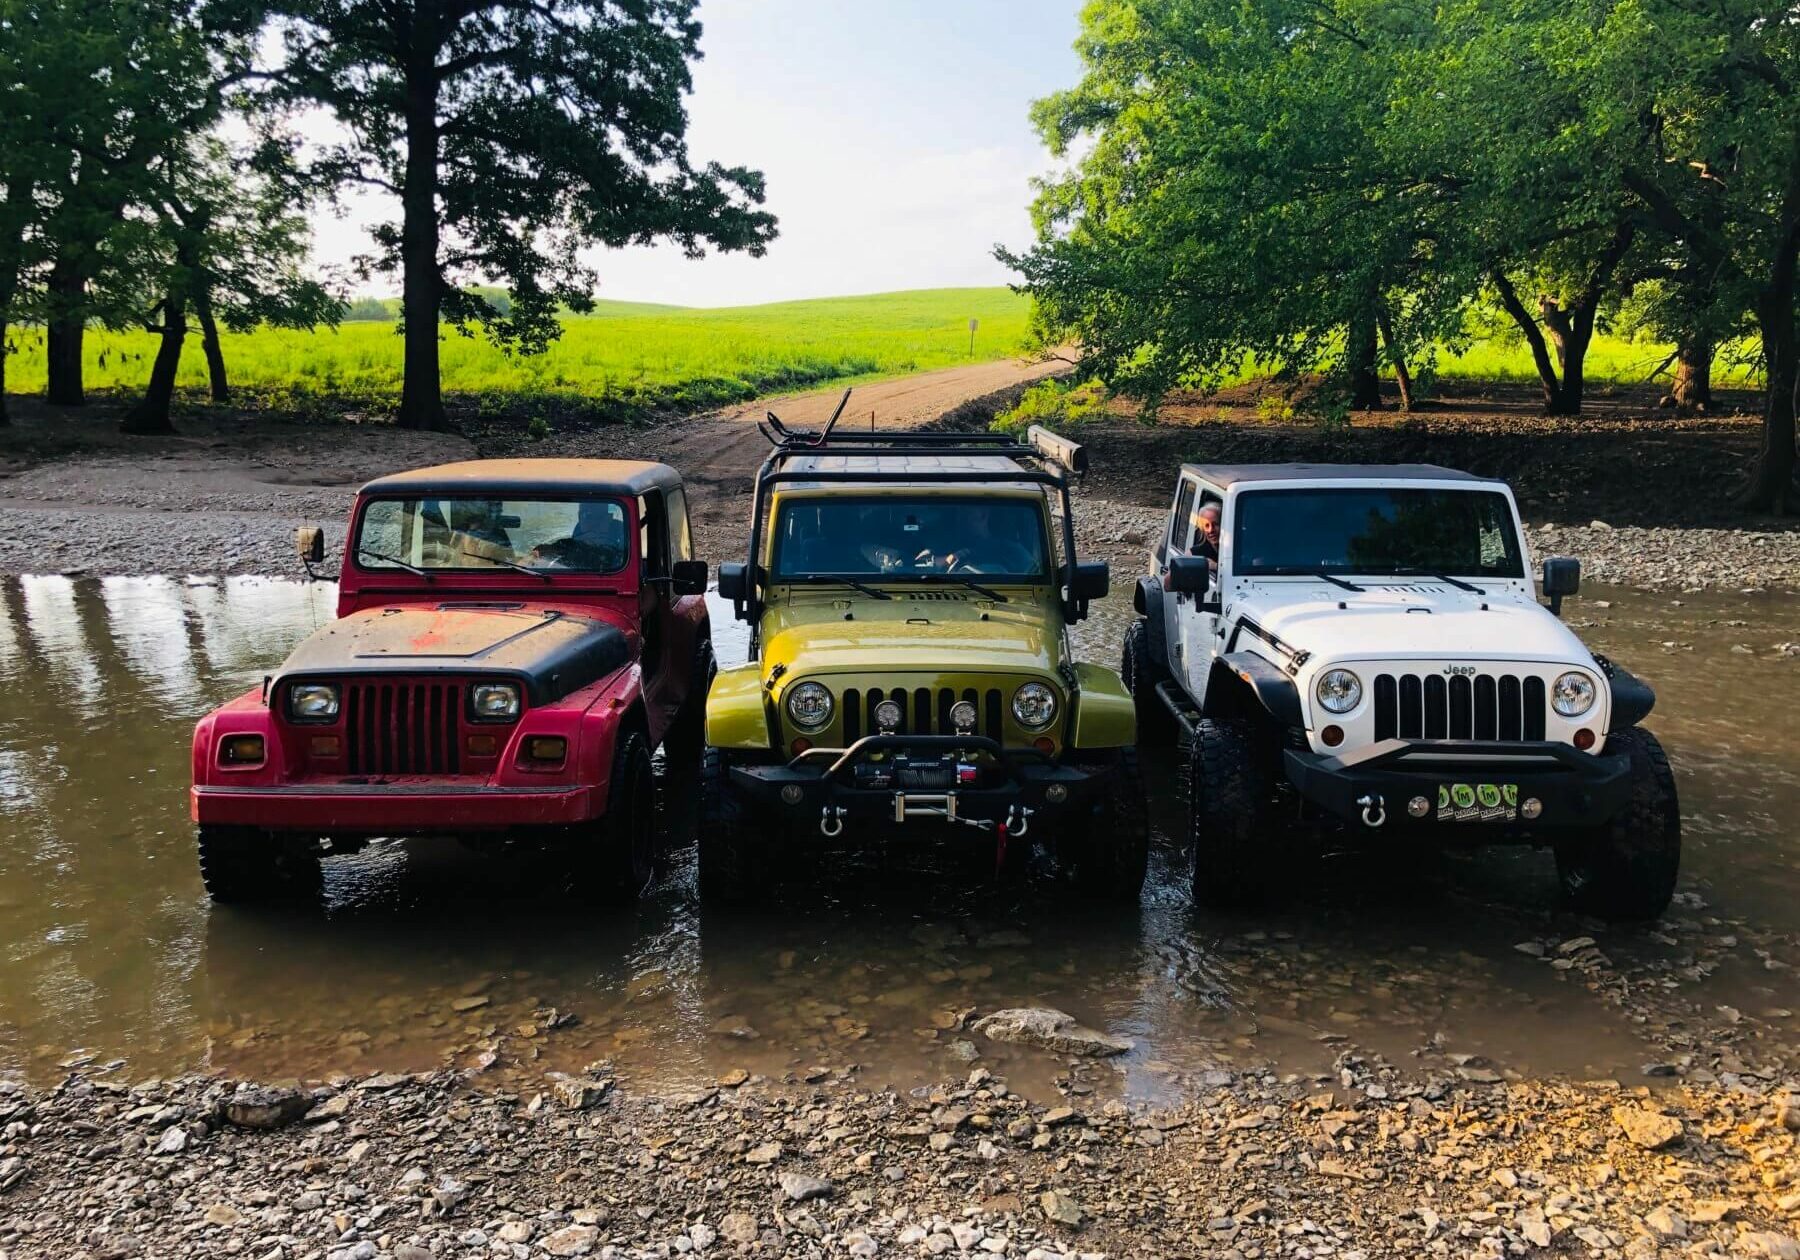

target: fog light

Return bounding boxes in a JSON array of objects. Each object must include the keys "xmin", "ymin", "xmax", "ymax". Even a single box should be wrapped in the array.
[
  {"xmin": 524, "ymin": 736, "xmax": 566, "ymax": 764},
  {"xmin": 1521, "ymin": 797, "xmax": 1544, "ymax": 820},
  {"xmin": 1573, "ymin": 728, "xmax": 1597, "ymax": 751},
  {"xmin": 874, "ymin": 700, "xmax": 903, "ymax": 732},
  {"xmin": 308, "ymin": 735, "xmax": 340, "ymax": 759},
  {"xmin": 950, "ymin": 700, "xmax": 978, "ymax": 733},
  {"xmin": 1045, "ymin": 783, "xmax": 1068, "ymax": 804},
  {"xmin": 1321, "ymin": 725, "xmax": 1345, "ymax": 748},
  {"xmin": 1033, "ymin": 736, "xmax": 1055, "ymax": 755},
  {"xmin": 780, "ymin": 783, "xmax": 804, "ymax": 806},
  {"xmin": 220, "ymin": 734, "xmax": 265, "ymax": 765},
  {"xmin": 466, "ymin": 734, "xmax": 498, "ymax": 757},
  {"xmin": 1407, "ymin": 795, "xmax": 1430, "ymax": 818}
]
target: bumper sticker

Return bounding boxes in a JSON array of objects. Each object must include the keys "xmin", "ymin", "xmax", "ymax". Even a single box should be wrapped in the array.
[{"xmin": 1438, "ymin": 782, "xmax": 1518, "ymax": 823}]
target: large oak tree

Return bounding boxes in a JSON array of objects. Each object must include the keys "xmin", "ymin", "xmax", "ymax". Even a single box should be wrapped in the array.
[{"xmin": 245, "ymin": 0, "xmax": 777, "ymax": 430}]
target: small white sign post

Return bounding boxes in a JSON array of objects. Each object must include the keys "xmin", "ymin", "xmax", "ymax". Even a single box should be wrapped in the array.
[{"xmin": 968, "ymin": 317, "xmax": 979, "ymax": 357}]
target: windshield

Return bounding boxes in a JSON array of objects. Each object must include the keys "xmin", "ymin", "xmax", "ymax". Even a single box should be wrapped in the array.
[
  {"xmin": 771, "ymin": 496, "xmax": 1051, "ymax": 581},
  {"xmin": 356, "ymin": 497, "xmax": 630, "ymax": 574},
  {"xmin": 1233, "ymin": 487, "xmax": 1524, "ymax": 578}
]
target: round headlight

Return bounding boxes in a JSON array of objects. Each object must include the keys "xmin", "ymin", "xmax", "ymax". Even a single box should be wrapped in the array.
[
  {"xmin": 786, "ymin": 681, "xmax": 834, "ymax": 730},
  {"xmin": 289, "ymin": 683, "xmax": 340, "ymax": 721},
  {"xmin": 1315, "ymin": 668, "xmax": 1363, "ymax": 715},
  {"xmin": 873, "ymin": 699, "xmax": 903, "ymax": 731},
  {"xmin": 1552, "ymin": 670, "xmax": 1597, "ymax": 717},
  {"xmin": 1012, "ymin": 681, "xmax": 1058, "ymax": 730},
  {"xmin": 950, "ymin": 700, "xmax": 979, "ymax": 732},
  {"xmin": 471, "ymin": 682, "xmax": 522, "ymax": 721}
]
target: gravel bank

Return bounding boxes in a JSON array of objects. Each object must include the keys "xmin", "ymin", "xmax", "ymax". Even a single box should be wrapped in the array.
[{"xmin": 3, "ymin": 1062, "xmax": 1796, "ymax": 1260}]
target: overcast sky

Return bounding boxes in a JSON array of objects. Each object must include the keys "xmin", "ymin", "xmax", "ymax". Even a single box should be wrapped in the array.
[{"xmin": 307, "ymin": 1, "xmax": 1083, "ymax": 308}]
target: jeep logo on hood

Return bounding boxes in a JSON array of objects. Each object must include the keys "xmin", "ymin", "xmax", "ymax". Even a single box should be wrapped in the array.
[{"xmin": 1443, "ymin": 664, "xmax": 1477, "ymax": 676}]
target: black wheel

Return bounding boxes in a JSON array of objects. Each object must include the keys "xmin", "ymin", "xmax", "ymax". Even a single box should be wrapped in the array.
[
  {"xmin": 570, "ymin": 728, "xmax": 657, "ymax": 903},
  {"xmin": 1554, "ymin": 727, "xmax": 1681, "ymax": 921},
  {"xmin": 1055, "ymin": 749, "xmax": 1150, "ymax": 902},
  {"xmin": 1187, "ymin": 718, "xmax": 1290, "ymax": 907},
  {"xmin": 196, "ymin": 826, "xmax": 321, "ymax": 904},
  {"xmin": 664, "ymin": 636, "xmax": 717, "ymax": 766},
  {"xmin": 698, "ymin": 746, "xmax": 774, "ymax": 905},
  {"xmin": 1121, "ymin": 618, "xmax": 1177, "ymax": 747}
]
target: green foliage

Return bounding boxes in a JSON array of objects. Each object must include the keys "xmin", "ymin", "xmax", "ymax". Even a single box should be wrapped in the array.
[
  {"xmin": 994, "ymin": 378, "xmax": 1111, "ymax": 432},
  {"xmin": 343, "ymin": 296, "xmax": 397, "ymax": 322},
  {"xmin": 1254, "ymin": 394, "xmax": 1297, "ymax": 425}
]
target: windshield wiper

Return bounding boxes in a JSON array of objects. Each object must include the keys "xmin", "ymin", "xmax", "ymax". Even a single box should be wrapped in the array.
[
  {"xmin": 357, "ymin": 547, "xmax": 433, "ymax": 580},
  {"xmin": 795, "ymin": 574, "xmax": 893, "ymax": 600},
  {"xmin": 1267, "ymin": 567, "xmax": 1363, "ymax": 592},
  {"xmin": 460, "ymin": 548, "xmax": 552, "ymax": 582},
  {"xmin": 918, "ymin": 573, "xmax": 1009, "ymax": 603}
]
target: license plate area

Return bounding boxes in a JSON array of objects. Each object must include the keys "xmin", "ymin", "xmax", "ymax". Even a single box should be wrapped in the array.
[{"xmin": 1437, "ymin": 782, "xmax": 1519, "ymax": 823}]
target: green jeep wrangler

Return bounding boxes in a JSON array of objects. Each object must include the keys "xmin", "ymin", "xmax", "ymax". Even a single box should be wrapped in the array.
[{"xmin": 701, "ymin": 399, "xmax": 1147, "ymax": 902}]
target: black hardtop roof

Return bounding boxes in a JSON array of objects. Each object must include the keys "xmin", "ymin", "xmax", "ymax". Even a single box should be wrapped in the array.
[
  {"xmin": 1182, "ymin": 462, "xmax": 1504, "ymax": 488},
  {"xmin": 360, "ymin": 458, "xmax": 682, "ymax": 499},
  {"xmin": 775, "ymin": 452, "xmax": 1046, "ymax": 492}
]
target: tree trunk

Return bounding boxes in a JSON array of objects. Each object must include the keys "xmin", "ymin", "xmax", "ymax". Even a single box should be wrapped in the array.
[
  {"xmin": 1346, "ymin": 308, "xmax": 1381, "ymax": 409},
  {"xmin": 1376, "ymin": 308, "xmax": 1412, "ymax": 411},
  {"xmin": 45, "ymin": 259, "xmax": 86, "ymax": 406},
  {"xmin": 1490, "ymin": 270, "xmax": 1561, "ymax": 411},
  {"xmin": 120, "ymin": 297, "xmax": 186, "ymax": 436},
  {"xmin": 1673, "ymin": 333, "xmax": 1713, "ymax": 412},
  {"xmin": 1741, "ymin": 291, "xmax": 1798, "ymax": 512},
  {"xmin": 1539, "ymin": 298, "xmax": 1596, "ymax": 416},
  {"xmin": 196, "ymin": 289, "xmax": 229, "ymax": 403},
  {"xmin": 396, "ymin": 58, "xmax": 445, "ymax": 432}
]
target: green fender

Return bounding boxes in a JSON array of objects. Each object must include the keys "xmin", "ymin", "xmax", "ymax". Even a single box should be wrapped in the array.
[
  {"xmin": 705, "ymin": 663, "xmax": 774, "ymax": 750},
  {"xmin": 1069, "ymin": 662, "xmax": 1136, "ymax": 750}
]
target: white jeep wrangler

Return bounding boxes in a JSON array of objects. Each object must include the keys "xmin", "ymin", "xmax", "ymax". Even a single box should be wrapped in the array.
[{"xmin": 1121, "ymin": 463, "xmax": 1679, "ymax": 920}]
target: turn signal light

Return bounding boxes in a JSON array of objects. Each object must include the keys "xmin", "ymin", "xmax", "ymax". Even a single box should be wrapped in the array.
[
  {"xmin": 466, "ymin": 734, "xmax": 499, "ymax": 757},
  {"xmin": 1032, "ymin": 737, "xmax": 1055, "ymax": 755},
  {"xmin": 791, "ymin": 737, "xmax": 813, "ymax": 756},
  {"xmin": 308, "ymin": 735, "xmax": 341, "ymax": 759},
  {"xmin": 1573, "ymin": 728, "xmax": 1596, "ymax": 751},
  {"xmin": 524, "ymin": 736, "xmax": 567, "ymax": 764},
  {"xmin": 1320, "ymin": 725, "xmax": 1345, "ymax": 748},
  {"xmin": 219, "ymin": 734, "xmax": 265, "ymax": 766}
]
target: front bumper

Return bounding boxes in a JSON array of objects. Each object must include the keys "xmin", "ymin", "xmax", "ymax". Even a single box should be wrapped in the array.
[
  {"xmin": 1283, "ymin": 739, "xmax": 1632, "ymax": 831},
  {"xmin": 192, "ymin": 779, "xmax": 598, "ymax": 833},
  {"xmin": 727, "ymin": 735, "xmax": 1107, "ymax": 832}
]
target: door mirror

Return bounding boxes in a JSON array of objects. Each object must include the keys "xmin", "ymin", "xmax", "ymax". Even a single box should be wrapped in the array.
[
  {"xmin": 1542, "ymin": 557, "xmax": 1580, "ymax": 615},
  {"xmin": 1166, "ymin": 554, "xmax": 1211, "ymax": 594},
  {"xmin": 295, "ymin": 526, "xmax": 326, "ymax": 564},
  {"xmin": 717, "ymin": 561, "xmax": 748, "ymax": 602},
  {"xmin": 670, "ymin": 559, "xmax": 708, "ymax": 597},
  {"xmin": 1070, "ymin": 559, "xmax": 1109, "ymax": 600}
]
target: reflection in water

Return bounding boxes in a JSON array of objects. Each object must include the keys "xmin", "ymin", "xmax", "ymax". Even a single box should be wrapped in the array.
[{"xmin": 0, "ymin": 576, "xmax": 1796, "ymax": 1096}]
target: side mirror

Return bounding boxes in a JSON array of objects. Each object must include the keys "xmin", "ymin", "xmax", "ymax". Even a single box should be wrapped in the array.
[
  {"xmin": 1071, "ymin": 559, "xmax": 1109, "ymax": 600},
  {"xmin": 1166, "ymin": 554, "xmax": 1210, "ymax": 594},
  {"xmin": 295, "ymin": 526, "xmax": 325, "ymax": 564},
  {"xmin": 717, "ymin": 561, "xmax": 748, "ymax": 602},
  {"xmin": 1543, "ymin": 556, "xmax": 1580, "ymax": 615},
  {"xmin": 670, "ymin": 559, "xmax": 708, "ymax": 597}
]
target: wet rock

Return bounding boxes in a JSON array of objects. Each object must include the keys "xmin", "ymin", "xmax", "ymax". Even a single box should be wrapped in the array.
[
  {"xmin": 450, "ymin": 995, "xmax": 490, "ymax": 1013},
  {"xmin": 223, "ymin": 1084, "xmax": 312, "ymax": 1130},
  {"xmin": 541, "ymin": 1224, "xmax": 600, "ymax": 1256},
  {"xmin": 1040, "ymin": 1190, "xmax": 1084, "ymax": 1227},
  {"xmin": 1612, "ymin": 1104, "xmax": 1683, "ymax": 1150},
  {"xmin": 550, "ymin": 1076, "xmax": 610, "ymax": 1111},
  {"xmin": 717, "ymin": 1068, "xmax": 750, "ymax": 1088},
  {"xmin": 778, "ymin": 1172, "xmax": 833, "ymax": 1203},
  {"xmin": 972, "ymin": 1008, "xmax": 1132, "ymax": 1057}
]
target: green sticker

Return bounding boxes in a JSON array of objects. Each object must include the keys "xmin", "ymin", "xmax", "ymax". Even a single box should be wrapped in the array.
[
  {"xmin": 1437, "ymin": 785, "xmax": 1450, "ymax": 809},
  {"xmin": 1477, "ymin": 784, "xmax": 1502, "ymax": 808},
  {"xmin": 1451, "ymin": 784, "xmax": 1476, "ymax": 809},
  {"xmin": 1502, "ymin": 784, "xmax": 1519, "ymax": 807}
]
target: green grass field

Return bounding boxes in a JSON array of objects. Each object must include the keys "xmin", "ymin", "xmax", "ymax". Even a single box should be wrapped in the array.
[{"xmin": 1, "ymin": 288, "xmax": 1037, "ymax": 412}]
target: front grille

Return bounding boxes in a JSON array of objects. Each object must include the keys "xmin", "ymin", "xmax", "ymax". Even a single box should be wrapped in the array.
[
  {"xmin": 1372, "ymin": 672, "xmax": 1546, "ymax": 742},
  {"xmin": 841, "ymin": 685, "xmax": 1006, "ymax": 743},
  {"xmin": 343, "ymin": 680, "xmax": 464, "ymax": 775}
]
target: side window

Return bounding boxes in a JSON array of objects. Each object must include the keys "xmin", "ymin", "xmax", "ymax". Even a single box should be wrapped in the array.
[
  {"xmin": 1169, "ymin": 479, "xmax": 1197, "ymax": 556},
  {"xmin": 637, "ymin": 493, "xmax": 669, "ymax": 578},
  {"xmin": 666, "ymin": 487, "xmax": 694, "ymax": 563}
]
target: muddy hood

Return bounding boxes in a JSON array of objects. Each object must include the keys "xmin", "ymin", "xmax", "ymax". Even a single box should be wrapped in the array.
[{"xmin": 273, "ymin": 605, "xmax": 631, "ymax": 705}]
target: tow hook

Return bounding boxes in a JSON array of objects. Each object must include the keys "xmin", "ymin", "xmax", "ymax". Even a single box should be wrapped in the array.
[
  {"xmin": 1006, "ymin": 804, "xmax": 1032, "ymax": 838},
  {"xmin": 1357, "ymin": 794, "xmax": 1387, "ymax": 829},
  {"xmin": 819, "ymin": 805, "xmax": 846, "ymax": 837}
]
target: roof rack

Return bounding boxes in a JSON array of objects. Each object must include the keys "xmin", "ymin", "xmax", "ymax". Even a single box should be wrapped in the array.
[{"xmin": 760, "ymin": 389, "xmax": 1087, "ymax": 474}]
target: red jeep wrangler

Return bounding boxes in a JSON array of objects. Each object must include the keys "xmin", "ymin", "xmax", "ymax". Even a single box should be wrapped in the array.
[{"xmin": 189, "ymin": 459, "xmax": 713, "ymax": 903}]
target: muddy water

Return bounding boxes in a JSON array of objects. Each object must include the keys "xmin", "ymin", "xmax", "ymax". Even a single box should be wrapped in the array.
[{"xmin": 1, "ymin": 575, "xmax": 1797, "ymax": 1098}]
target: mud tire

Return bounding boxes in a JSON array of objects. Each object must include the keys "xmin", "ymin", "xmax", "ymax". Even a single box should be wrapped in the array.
[
  {"xmin": 1188, "ymin": 718, "xmax": 1289, "ymax": 907},
  {"xmin": 1554, "ymin": 727, "xmax": 1681, "ymax": 921},
  {"xmin": 664, "ymin": 636, "xmax": 717, "ymax": 767},
  {"xmin": 197, "ymin": 825, "xmax": 321, "ymax": 904},
  {"xmin": 1121, "ymin": 618, "xmax": 1177, "ymax": 747},
  {"xmin": 1056, "ymin": 748, "xmax": 1151, "ymax": 902},
  {"xmin": 698, "ymin": 745, "xmax": 773, "ymax": 905},
  {"xmin": 570, "ymin": 728, "xmax": 658, "ymax": 903}
]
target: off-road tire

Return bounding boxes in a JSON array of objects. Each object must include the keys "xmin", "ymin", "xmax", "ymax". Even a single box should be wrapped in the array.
[
  {"xmin": 1554, "ymin": 727, "xmax": 1681, "ymax": 921},
  {"xmin": 698, "ymin": 745, "xmax": 774, "ymax": 905},
  {"xmin": 664, "ymin": 637, "xmax": 717, "ymax": 766},
  {"xmin": 569, "ymin": 729, "xmax": 658, "ymax": 903},
  {"xmin": 196, "ymin": 825, "xmax": 321, "ymax": 904},
  {"xmin": 1055, "ymin": 749, "xmax": 1151, "ymax": 902},
  {"xmin": 1187, "ymin": 718, "xmax": 1289, "ymax": 907},
  {"xmin": 1121, "ymin": 618, "xmax": 1177, "ymax": 747}
]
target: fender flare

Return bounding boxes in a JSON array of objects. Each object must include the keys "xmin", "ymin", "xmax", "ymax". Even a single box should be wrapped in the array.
[
  {"xmin": 1133, "ymin": 576, "xmax": 1171, "ymax": 668},
  {"xmin": 1601, "ymin": 658, "xmax": 1656, "ymax": 731},
  {"xmin": 1211, "ymin": 651, "xmax": 1304, "ymax": 729}
]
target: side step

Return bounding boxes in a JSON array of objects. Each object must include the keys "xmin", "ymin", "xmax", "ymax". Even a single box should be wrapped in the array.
[{"xmin": 1154, "ymin": 679, "xmax": 1202, "ymax": 740}]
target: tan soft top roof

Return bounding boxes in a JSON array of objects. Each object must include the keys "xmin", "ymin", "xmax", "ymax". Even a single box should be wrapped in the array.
[{"xmin": 361, "ymin": 458, "xmax": 681, "ymax": 498}]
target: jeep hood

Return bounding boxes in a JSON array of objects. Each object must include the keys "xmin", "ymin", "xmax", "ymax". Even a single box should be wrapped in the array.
[
  {"xmin": 273, "ymin": 604, "xmax": 631, "ymax": 704},
  {"xmin": 1242, "ymin": 584, "xmax": 1596, "ymax": 665},
  {"xmin": 762, "ymin": 595, "xmax": 1061, "ymax": 677}
]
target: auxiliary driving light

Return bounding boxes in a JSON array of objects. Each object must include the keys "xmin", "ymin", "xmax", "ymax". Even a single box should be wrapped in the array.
[
  {"xmin": 1521, "ymin": 797, "xmax": 1544, "ymax": 820},
  {"xmin": 780, "ymin": 784, "xmax": 804, "ymax": 806},
  {"xmin": 1045, "ymin": 783, "xmax": 1069, "ymax": 804},
  {"xmin": 220, "ymin": 734, "xmax": 265, "ymax": 766},
  {"xmin": 1407, "ymin": 795, "xmax": 1431, "ymax": 818},
  {"xmin": 950, "ymin": 700, "xmax": 979, "ymax": 733},
  {"xmin": 874, "ymin": 699, "xmax": 904, "ymax": 732}
]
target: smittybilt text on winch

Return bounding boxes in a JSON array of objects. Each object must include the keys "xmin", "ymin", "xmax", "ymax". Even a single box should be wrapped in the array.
[
  {"xmin": 1124, "ymin": 463, "xmax": 1679, "ymax": 919},
  {"xmin": 190, "ymin": 459, "xmax": 713, "ymax": 903},
  {"xmin": 700, "ymin": 394, "xmax": 1147, "ymax": 902}
]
